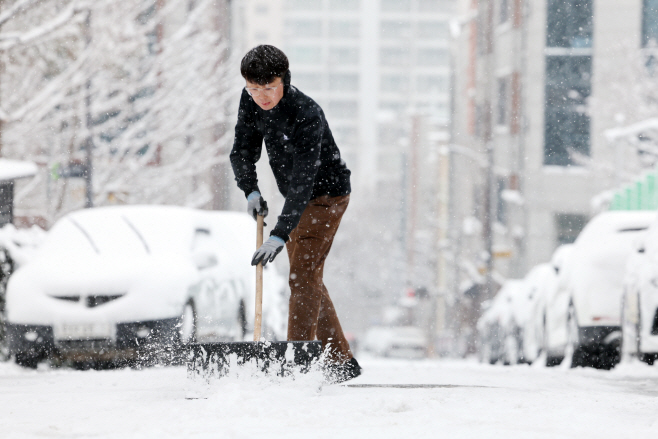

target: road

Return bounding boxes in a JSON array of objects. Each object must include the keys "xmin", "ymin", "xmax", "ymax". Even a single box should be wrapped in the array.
[{"xmin": 1, "ymin": 356, "xmax": 657, "ymax": 438}]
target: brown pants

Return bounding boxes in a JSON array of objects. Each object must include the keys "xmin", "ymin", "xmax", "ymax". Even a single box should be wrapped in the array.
[{"xmin": 286, "ymin": 194, "xmax": 352, "ymax": 364}]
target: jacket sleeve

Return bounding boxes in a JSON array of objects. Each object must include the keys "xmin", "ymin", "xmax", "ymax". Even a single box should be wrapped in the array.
[
  {"xmin": 270, "ymin": 109, "xmax": 324, "ymax": 242},
  {"xmin": 230, "ymin": 91, "xmax": 264, "ymax": 198}
]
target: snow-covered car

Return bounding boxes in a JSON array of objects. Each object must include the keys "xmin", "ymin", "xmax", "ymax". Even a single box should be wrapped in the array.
[
  {"xmin": 477, "ymin": 280, "xmax": 524, "ymax": 365},
  {"xmin": 559, "ymin": 211, "xmax": 655, "ymax": 369},
  {"xmin": 541, "ymin": 244, "xmax": 575, "ymax": 366},
  {"xmin": 5, "ymin": 205, "xmax": 287, "ymax": 368},
  {"xmin": 361, "ymin": 326, "xmax": 427, "ymax": 359},
  {"xmin": 621, "ymin": 217, "xmax": 658, "ymax": 365},
  {"xmin": 499, "ymin": 277, "xmax": 543, "ymax": 365},
  {"xmin": 520, "ymin": 263, "xmax": 558, "ymax": 364}
]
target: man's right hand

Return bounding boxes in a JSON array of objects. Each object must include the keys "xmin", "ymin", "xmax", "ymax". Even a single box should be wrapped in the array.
[{"xmin": 247, "ymin": 191, "xmax": 269, "ymax": 220}]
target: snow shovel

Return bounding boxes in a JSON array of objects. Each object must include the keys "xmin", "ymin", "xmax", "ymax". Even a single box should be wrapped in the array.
[{"xmin": 187, "ymin": 214, "xmax": 322, "ymax": 379}]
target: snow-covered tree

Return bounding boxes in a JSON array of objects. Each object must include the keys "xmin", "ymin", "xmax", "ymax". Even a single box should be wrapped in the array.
[{"xmin": 0, "ymin": 0, "xmax": 237, "ymax": 224}]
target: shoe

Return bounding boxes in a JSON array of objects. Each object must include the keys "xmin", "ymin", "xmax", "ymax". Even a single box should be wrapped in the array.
[{"xmin": 324, "ymin": 358, "xmax": 362, "ymax": 384}]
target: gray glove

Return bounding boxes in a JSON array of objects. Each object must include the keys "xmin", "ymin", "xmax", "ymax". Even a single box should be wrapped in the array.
[
  {"xmin": 247, "ymin": 191, "xmax": 268, "ymax": 220},
  {"xmin": 252, "ymin": 236, "xmax": 285, "ymax": 267}
]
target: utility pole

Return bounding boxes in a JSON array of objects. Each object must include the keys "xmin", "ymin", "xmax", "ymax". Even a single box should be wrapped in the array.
[
  {"xmin": 84, "ymin": 9, "xmax": 93, "ymax": 208},
  {"xmin": 478, "ymin": 0, "xmax": 496, "ymax": 352},
  {"xmin": 407, "ymin": 113, "xmax": 420, "ymax": 287}
]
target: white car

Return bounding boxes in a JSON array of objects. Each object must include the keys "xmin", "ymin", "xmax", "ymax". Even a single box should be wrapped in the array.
[
  {"xmin": 5, "ymin": 205, "xmax": 287, "ymax": 368},
  {"xmin": 559, "ymin": 211, "xmax": 655, "ymax": 369},
  {"xmin": 542, "ymin": 244, "xmax": 575, "ymax": 366},
  {"xmin": 621, "ymin": 217, "xmax": 658, "ymax": 365},
  {"xmin": 520, "ymin": 263, "xmax": 558, "ymax": 364},
  {"xmin": 361, "ymin": 326, "xmax": 427, "ymax": 359},
  {"xmin": 477, "ymin": 280, "xmax": 524, "ymax": 365}
]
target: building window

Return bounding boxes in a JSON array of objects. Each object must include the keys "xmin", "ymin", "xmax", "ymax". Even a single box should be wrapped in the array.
[
  {"xmin": 417, "ymin": 21, "xmax": 449, "ymax": 39},
  {"xmin": 380, "ymin": 100, "xmax": 405, "ymax": 114},
  {"xmin": 332, "ymin": 126, "xmax": 358, "ymax": 145},
  {"xmin": 416, "ymin": 48, "xmax": 448, "ymax": 66},
  {"xmin": 555, "ymin": 213, "xmax": 587, "ymax": 245},
  {"xmin": 381, "ymin": 0, "xmax": 411, "ymax": 12},
  {"xmin": 500, "ymin": 0, "xmax": 510, "ymax": 24},
  {"xmin": 329, "ymin": 0, "xmax": 360, "ymax": 10},
  {"xmin": 546, "ymin": 0, "xmax": 593, "ymax": 48},
  {"xmin": 285, "ymin": 20, "xmax": 323, "ymax": 38},
  {"xmin": 329, "ymin": 47, "xmax": 359, "ymax": 64},
  {"xmin": 294, "ymin": 73, "xmax": 322, "ymax": 91},
  {"xmin": 544, "ymin": 0, "xmax": 592, "ymax": 166},
  {"xmin": 284, "ymin": 0, "xmax": 321, "ymax": 10},
  {"xmin": 328, "ymin": 101, "xmax": 358, "ymax": 118},
  {"xmin": 643, "ymin": 0, "xmax": 658, "ymax": 47},
  {"xmin": 380, "ymin": 21, "xmax": 411, "ymax": 39},
  {"xmin": 329, "ymin": 74, "xmax": 359, "ymax": 91},
  {"xmin": 381, "ymin": 47, "xmax": 409, "ymax": 66},
  {"xmin": 544, "ymin": 55, "xmax": 591, "ymax": 165},
  {"xmin": 416, "ymin": 101, "xmax": 449, "ymax": 119},
  {"xmin": 381, "ymin": 74, "xmax": 409, "ymax": 93},
  {"xmin": 329, "ymin": 20, "xmax": 360, "ymax": 38},
  {"xmin": 287, "ymin": 46, "xmax": 322, "ymax": 64},
  {"xmin": 418, "ymin": 0, "xmax": 452, "ymax": 12},
  {"xmin": 497, "ymin": 77, "xmax": 509, "ymax": 126},
  {"xmin": 416, "ymin": 75, "xmax": 447, "ymax": 93}
]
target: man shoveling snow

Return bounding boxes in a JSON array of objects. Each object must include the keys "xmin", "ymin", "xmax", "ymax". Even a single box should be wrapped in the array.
[{"xmin": 229, "ymin": 45, "xmax": 361, "ymax": 384}]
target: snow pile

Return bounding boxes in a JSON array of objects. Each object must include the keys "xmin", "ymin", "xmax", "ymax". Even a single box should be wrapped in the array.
[
  {"xmin": 186, "ymin": 354, "xmax": 325, "ymax": 401},
  {"xmin": 3, "ymin": 358, "xmax": 658, "ymax": 438}
]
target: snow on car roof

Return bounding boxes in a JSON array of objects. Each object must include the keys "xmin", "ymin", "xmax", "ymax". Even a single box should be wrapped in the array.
[
  {"xmin": 576, "ymin": 211, "xmax": 657, "ymax": 245},
  {"xmin": 41, "ymin": 205, "xmax": 254, "ymax": 258},
  {"xmin": 569, "ymin": 211, "xmax": 656, "ymax": 298}
]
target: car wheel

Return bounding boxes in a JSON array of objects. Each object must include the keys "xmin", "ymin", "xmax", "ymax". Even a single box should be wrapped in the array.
[
  {"xmin": 15, "ymin": 352, "xmax": 40, "ymax": 369},
  {"xmin": 543, "ymin": 314, "xmax": 559, "ymax": 366},
  {"xmin": 564, "ymin": 302, "xmax": 587, "ymax": 368},
  {"xmin": 640, "ymin": 353, "xmax": 656, "ymax": 365},
  {"xmin": 180, "ymin": 301, "xmax": 197, "ymax": 345}
]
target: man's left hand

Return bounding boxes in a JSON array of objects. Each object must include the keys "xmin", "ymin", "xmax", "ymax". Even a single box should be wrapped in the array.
[{"xmin": 252, "ymin": 236, "xmax": 285, "ymax": 267}]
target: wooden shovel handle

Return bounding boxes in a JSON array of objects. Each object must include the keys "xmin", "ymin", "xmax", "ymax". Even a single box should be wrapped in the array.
[{"xmin": 254, "ymin": 214, "xmax": 264, "ymax": 341}]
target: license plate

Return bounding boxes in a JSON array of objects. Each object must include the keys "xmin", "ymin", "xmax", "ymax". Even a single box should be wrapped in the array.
[{"xmin": 54, "ymin": 323, "xmax": 113, "ymax": 340}]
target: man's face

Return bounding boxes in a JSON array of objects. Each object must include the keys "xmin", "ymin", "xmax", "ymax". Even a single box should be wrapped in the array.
[{"xmin": 245, "ymin": 77, "xmax": 284, "ymax": 110}]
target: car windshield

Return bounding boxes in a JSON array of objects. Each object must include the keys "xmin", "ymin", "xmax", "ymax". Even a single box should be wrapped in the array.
[{"xmin": 40, "ymin": 208, "xmax": 194, "ymax": 257}]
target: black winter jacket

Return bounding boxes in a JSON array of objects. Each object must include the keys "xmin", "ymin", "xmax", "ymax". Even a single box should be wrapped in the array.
[{"xmin": 229, "ymin": 71, "xmax": 351, "ymax": 242}]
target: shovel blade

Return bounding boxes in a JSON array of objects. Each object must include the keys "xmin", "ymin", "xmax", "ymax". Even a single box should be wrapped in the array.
[{"xmin": 187, "ymin": 341, "xmax": 322, "ymax": 379}]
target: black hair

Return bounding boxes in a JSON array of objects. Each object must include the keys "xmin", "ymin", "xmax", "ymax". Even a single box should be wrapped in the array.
[{"xmin": 240, "ymin": 45, "xmax": 289, "ymax": 85}]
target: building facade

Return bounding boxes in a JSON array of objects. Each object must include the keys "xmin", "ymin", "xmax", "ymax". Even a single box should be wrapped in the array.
[{"xmin": 450, "ymin": 0, "xmax": 655, "ymax": 350}]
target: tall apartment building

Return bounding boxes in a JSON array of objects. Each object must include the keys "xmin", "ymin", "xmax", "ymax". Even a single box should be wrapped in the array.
[
  {"xmin": 280, "ymin": 0, "xmax": 453, "ymax": 189},
  {"xmin": 450, "ymin": 0, "xmax": 657, "ymax": 348}
]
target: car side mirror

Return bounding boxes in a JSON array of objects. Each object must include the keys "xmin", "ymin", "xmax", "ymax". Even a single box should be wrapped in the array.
[{"xmin": 193, "ymin": 251, "xmax": 218, "ymax": 270}]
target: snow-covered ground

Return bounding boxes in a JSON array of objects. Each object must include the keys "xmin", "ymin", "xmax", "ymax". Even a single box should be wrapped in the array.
[{"xmin": 1, "ymin": 356, "xmax": 658, "ymax": 438}]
